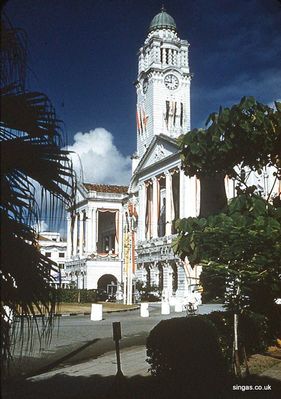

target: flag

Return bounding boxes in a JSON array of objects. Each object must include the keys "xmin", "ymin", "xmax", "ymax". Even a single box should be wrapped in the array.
[
  {"xmin": 180, "ymin": 102, "xmax": 183, "ymax": 126},
  {"xmin": 136, "ymin": 109, "xmax": 141, "ymax": 133},
  {"xmin": 139, "ymin": 107, "xmax": 144, "ymax": 133},
  {"xmin": 142, "ymin": 106, "xmax": 149, "ymax": 130},
  {"xmin": 173, "ymin": 102, "xmax": 177, "ymax": 125},
  {"xmin": 165, "ymin": 100, "xmax": 169, "ymax": 127},
  {"xmin": 131, "ymin": 230, "xmax": 136, "ymax": 273}
]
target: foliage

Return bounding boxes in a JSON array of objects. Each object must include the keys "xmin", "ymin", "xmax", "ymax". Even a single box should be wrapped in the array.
[
  {"xmin": 239, "ymin": 311, "xmax": 270, "ymax": 354},
  {"xmin": 174, "ymin": 97, "xmax": 281, "ymax": 375},
  {"xmin": 178, "ymin": 96, "xmax": 281, "ymax": 179},
  {"xmin": 0, "ymin": 18, "xmax": 76, "ymax": 368},
  {"xmin": 55, "ymin": 289, "xmax": 106, "ymax": 303},
  {"xmin": 204, "ymin": 311, "xmax": 233, "ymax": 366},
  {"xmin": 200, "ymin": 266, "xmax": 225, "ymax": 303},
  {"xmin": 177, "ymin": 96, "xmax": 281, "ymax": 217},
  {"xmin": 174, "ymin": 195, "xmax": 281, "ymax": 320},
  {"xmin": 204, "ymin": 311, "xmax": 271, "ymax": 365},
  {"xmin": 135, "ymin": 280, "xmax": 161, "ymax": 302},
  {"xmin": 146, "ymin": 316, "xmax": 227, "ymax": 386}
]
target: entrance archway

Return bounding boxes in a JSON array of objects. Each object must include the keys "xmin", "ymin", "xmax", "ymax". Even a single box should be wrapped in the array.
[{"xmin": 97, "ymin": 274, "xmax": 118, "ymax": 298}]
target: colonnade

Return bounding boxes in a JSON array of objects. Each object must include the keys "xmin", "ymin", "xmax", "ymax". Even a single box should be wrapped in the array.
[
  {"xmin": 137, "ymin": 261, "xmax": 201, "ymax": 301},
  {"xmin": 137, "ymin": 261, "xmax": 186, "ymax": 299},
  {"xmin": 138, "ymin": 167, "xmax": 198, "ymax": 241},
  {"xmin": 66, "ymin": 208, "xmax": 122, "ymax": 258}
]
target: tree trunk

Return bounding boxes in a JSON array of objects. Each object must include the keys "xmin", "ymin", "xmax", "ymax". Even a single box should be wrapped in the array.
[
  {"xmin": 199, "ymin": 173, "xmax": 227, "ymax": 218},
  {"xmin": 233, "ymin": 313, "xmax": 242, "ymax": 377}
]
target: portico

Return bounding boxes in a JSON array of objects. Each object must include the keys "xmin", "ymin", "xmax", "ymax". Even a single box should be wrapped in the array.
[{"xmin": 65, "ymin": 183, "xmax": 128, "ymax": 291}]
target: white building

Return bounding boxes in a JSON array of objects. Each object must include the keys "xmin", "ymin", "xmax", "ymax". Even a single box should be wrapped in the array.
[
  {"xmin": 65, "ymin": 183, "xmax": 128, "ymax": 296},
  {"xmin": 38, "ymin": 232, "xmax": 69, "ymax": 288},
  {"xmin": 130, "ymin": 8, "xmax": 201, "ymax": 304},
  {"xmin": 65, "ymin": 8, "xmax": 280, "ymax": 303}
]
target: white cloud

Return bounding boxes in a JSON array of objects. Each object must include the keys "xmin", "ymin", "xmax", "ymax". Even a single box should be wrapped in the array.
[
  {"xmin": 33, "ymin": 220, "xmax": 49, "ymax": 233},
  {"xmin": 67, "ymin": 128, "xmax": 131, "ymax": 185}
]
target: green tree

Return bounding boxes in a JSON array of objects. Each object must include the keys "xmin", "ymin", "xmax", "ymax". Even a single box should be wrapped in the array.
[
  {"xmin": 174, "ymin": 97, "xmax": 281, "ymax": 375},
  {"xmin": 0, "ymin": 18, "xmax": 76, "ymax": 368},
  {"xmin": 174, "ymin": 195, "xmax": 281, "ymax": 312},
  {"xmin": 178, "ymin": 96, "xmax": 281, "ymax": 217}
]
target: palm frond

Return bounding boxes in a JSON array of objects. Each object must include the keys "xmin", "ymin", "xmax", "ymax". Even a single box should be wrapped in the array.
[{"xmin": 1, "ymin": 15, "xmax": 76, "ymax": 373}]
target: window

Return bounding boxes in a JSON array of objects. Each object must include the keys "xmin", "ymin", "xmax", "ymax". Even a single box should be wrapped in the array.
[
  {"xmin": 59, "ymin": 252, "xmax": 65, "ymax": 258},
  {"xmin": 59, "ymin": 263, "xmax": 65, "ymax": 269},
  {"xmin": 45, "ymin": 252, "xmax": 51, "ymax": 257}
]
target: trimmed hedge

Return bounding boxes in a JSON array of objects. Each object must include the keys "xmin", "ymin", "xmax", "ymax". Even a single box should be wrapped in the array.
[
  {"xmin": 146, "ymin": 316, "xmax": 227, "ymax": 389},
  {"xmin": 146, "ymin": 311, "xmax": 271, "ymax": 394},
  {"xmin": 55, "ymin": 289, "xmax": 99, "ymax": 303}
]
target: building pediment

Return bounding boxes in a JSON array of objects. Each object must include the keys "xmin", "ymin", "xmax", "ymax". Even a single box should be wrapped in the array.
[
  {"xmin": 129, "ymin": 134, "xmax": 180, "ymax": 193},
  {"xmin": 137, "ymin": 134, "xmax": 179, "ymax": 172}
]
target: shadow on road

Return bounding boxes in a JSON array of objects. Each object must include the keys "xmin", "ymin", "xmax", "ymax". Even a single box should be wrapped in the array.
[
  {"xmin": 2, "ymin": 372, "xmax": 281, "ymax": 399},
  {"xmin": 24, "ymin": 338, "xmax": 100, "ymax": 379}
]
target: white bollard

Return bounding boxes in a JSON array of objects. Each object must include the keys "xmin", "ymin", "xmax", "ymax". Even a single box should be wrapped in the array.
[
  {"xmin": 174, "ymin": 301, "xmax": 183, "ymax": 313},
  {"xmin": 161, "ymin": 301, "xmax": 170, "ymax": 315},
  {"xmin": 90, "ymin": 304, "xmax": 103, "ymax": 321},
  {"xmin": 140, "ymin": 302, "xmax": 149, "ymax": 317}
]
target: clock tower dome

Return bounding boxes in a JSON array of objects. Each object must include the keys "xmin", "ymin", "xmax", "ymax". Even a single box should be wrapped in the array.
[{"xmin": 135, "ymin": 8, "xmax": 191, "ymax": 158}]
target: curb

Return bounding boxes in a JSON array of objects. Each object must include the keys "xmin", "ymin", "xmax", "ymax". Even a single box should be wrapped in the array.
[
  {"xmin": 58, "ymin": 306, "xmax": 140, "ymax": 316},
  {"xmin": 14, "ymin": 306, "xmax": 140, "ymax": 318}
]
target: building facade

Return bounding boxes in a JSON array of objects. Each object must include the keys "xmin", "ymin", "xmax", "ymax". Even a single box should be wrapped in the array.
[
  {"xmin": 65, "ymin": 8, "xmax": 280, "ymax": 303},
  {"xmin": 129, "ymin": 9, "xmax": 201, "ymax": 304},
  {"xmin": 65, "ymin": 183, "xmax": 128, "ymax": 297},
  {"xmin": 38, "ymin": 232, "xmax": 69, "ymax": 288}
]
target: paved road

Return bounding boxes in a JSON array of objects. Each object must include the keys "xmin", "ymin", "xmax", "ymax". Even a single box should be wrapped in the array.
[{"xmin": 10, "ymin": 303, "xmax": 223, "ymax": 377}]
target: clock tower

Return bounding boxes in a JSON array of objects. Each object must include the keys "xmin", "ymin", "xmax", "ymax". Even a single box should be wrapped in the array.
[{"xmin": 135, "ymin": 8, "xmax": 191, "ymax": 158}]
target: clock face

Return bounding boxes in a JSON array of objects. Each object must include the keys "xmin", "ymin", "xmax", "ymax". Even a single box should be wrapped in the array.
[
  {"xmin": 143, "ymin": 79, "xmax": 148, "ymax": 94},
  {"xmin": 164, "ymin": 74, "xmax": 179, "ymax": 90}
]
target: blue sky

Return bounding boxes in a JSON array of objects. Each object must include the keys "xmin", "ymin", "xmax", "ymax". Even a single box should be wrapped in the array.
[{"xmin": 4, "ymin": 0, "xmax": 281, "ymax": 186}]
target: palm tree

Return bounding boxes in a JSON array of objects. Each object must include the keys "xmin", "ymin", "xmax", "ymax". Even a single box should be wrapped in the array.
[{"xmin": 0, "ymin": 16, "xmax": 76, "ymax": 370}]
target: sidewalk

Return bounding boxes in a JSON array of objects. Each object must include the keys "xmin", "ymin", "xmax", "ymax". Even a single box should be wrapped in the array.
[
  {"xmin": 28, "ymin": 345, "xmax": 148, "ymax": 380},
  {"xmin": 3, "ymin": 345, "xmax": 281, "ymax": 399},
  {"xmin": 27, "ymin": 345, "xmax": 281, "ymax": 384},
  {"xmin": 2, "ymin": 346, "xmax": 149, "ymax": 399}
]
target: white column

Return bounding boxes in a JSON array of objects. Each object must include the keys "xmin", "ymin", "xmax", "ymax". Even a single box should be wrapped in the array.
[
  {"xmin": 86, "ymin": 209, "xmax": 92, "ymax": 254},
  {"xmin": 79, "ymin": 212, "xmax": 83, "ymax": 256},
  {"xmin": 184, "ymin": 176, "xmax": 197, "ymax": 217},
  {"xmin": 139, "ymin": 182, "xmax": 146, "ymax": 241},
  {"xmin": 92, "ymin": 208, "xmax": 97, "ymax": 253},
  {"xmin": 165, "ymin": 171, "xmax": 172, "ymax": 236},
  {"xmin": 73, "ymin": 214, "xmax": 78, "ymax": 256},
  {"xmin": 118, "ymin": 209, "xmax": 122, "ymax": 256},
  {"xmin": 152, "ymin": 177, "xmax": 158, "ymax": 238},
  {"xmin": 114, "ymin": 210, "xmax": 121, "ymax": 255},
  {"xmin": 66, "ymin": 216, "xmax": 72, "ymax": 258},
  {"xmin": 179, "ymin": 168, "xmax": 185, "ymax": 218}
]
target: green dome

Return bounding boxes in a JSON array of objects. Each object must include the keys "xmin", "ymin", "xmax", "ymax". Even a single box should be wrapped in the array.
[{"xmin": 149, "ymin": 8, "xmax": 177, "ymax": 32}]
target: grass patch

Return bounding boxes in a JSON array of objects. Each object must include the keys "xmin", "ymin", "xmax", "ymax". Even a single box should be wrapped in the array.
[
  {"xmin": 247, "ymin": 353, "xmax": 280, "ymax": 375},
  {"xmin": 55, "ymin": 302, "xmax": 138, "ymax": 314}
]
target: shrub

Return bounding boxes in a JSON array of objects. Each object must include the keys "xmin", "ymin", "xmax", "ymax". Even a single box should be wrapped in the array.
[
  {"xmin": 204, "ymin": 310, "xmax": 271, "ymax": 362},
  {"xmin": 204, "ymin": 311, "xmax": 233, "ymax": 368},
  {"xmin": 239, "ymin": 311, "xmax": 270, "ymax": 354},
  {"xmin": 146, "ymin": 316, "xmax": 227, "ymax": 389},
  {"xmin": 136, "ymin": 281, "xmax": 161, "ymax": 302},
  {"xmin": 56, "ymin": 289, "xmax": 99, "ymax": 303}
]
